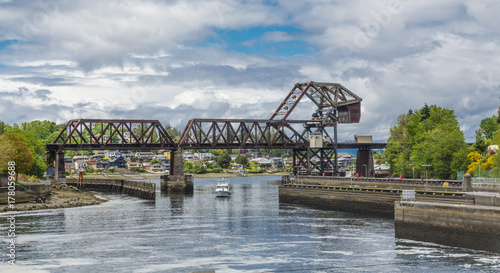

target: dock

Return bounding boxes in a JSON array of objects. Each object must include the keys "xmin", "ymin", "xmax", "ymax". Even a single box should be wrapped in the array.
[
  {"xmin": 279, "ymin": 175, "xmax": 500, "ymax": 253},
  {"xmin": 66, "ymin": 178, "xmax": 156, "ymax": 200}
]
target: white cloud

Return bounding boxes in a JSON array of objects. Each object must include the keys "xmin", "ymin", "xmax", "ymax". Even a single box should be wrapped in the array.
[{"xmin": 0, "ymin": 0, "xmax": 499, "ymax": 143}]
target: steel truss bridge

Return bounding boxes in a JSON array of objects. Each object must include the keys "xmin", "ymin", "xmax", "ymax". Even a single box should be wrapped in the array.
[{"xmin": 47, "ymin": 82, "xmax": 386, "ymax": 180}]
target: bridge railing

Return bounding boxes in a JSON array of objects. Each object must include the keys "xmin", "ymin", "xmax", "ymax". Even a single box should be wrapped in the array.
[{"xmin": 290, "ymin": 175, "xmax": 463, "ymax": 187}]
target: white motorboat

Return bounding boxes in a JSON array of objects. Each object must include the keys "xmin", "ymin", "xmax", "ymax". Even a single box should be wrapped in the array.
[{"xmin": 215, "ymin": 178, "xmax": 231, "ymax": 197}]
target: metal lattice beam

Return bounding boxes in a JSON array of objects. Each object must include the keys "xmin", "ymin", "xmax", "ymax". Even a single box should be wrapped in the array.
[
  {"xmin": 177, "ymin": 119, "xmax": 310, "ymax": 149},
  {"xmin": 46, "ymin": 119, "xmax": 176, "ymax": 151},
  {"xmin": 270, "ymin": 81, "xmax": 362, "ymax": 124}
]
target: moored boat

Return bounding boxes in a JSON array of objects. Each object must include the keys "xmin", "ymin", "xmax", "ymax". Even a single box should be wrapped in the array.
[{"xmin": 215, "ymin": 178, "xmax": 231, "ymax": 197}]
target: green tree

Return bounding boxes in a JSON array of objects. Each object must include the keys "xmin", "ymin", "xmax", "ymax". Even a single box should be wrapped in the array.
[
  {"xmin": 476, "ymin": 116, "xmax": 500, "ymax": 141},
  {"xmin": 150, "ymin": 159, "xmax": 160, "ymax": 164},
  {"xmin": 0, "ymin": 133, "xmax": 34, "ymax": 181},
  {"xmin": 217, "ymin": 152, "xmax": 232, "ymax": 169},
  {"xmin": 385, "ymin": 105, "xmax": 467, "ymax": 179},
  {"xmin": 0, "ymin": 120, "xmax": 5, "ymax": 135},
  {"xmin": 473, "ymin": 116, "xmax": 500, "ymax": 153},
  {"xmin": 235, "ymin": 155, "xmax": 248, "ymax": 166}
]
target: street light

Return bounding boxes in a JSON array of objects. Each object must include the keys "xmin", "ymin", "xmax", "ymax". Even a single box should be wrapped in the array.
[
  {"xmin": 421, "ymin": 164, "xmax": 432, "ymax": 180},
  {"xmin": 410, "ymin": 164, "xmax": 415, "ymax": 180}
]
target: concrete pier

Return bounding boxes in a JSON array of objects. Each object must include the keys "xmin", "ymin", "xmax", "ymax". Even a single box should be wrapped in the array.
[
  {"xmin": 279, "ymin": 184, "xmax": 472, "ymax": 217},
  {"xmin": 395, "ymin": 201, "xmax": 500, "ymax": 253},
  {"xmin": 160, "ymin": 149, "xmax": 194, "ymax": 193},
  {"xmin": 356, "ymin": 148, "xmax": 374, "ymax": 177},
  {"xmin": 66, "ymin": 178, "xmax": 155, "ymax": 200},
  {"xmin": 160, "ymin": 174, "xmax": 194, "ymax": 193},
  {"xmin": 55, "ymin": 151, "xmax": 66, "ymax": 183}
]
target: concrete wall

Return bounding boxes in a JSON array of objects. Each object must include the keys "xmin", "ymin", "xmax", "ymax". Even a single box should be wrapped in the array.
[
  {"xmin": 160, "ymin": 174, "xmax": 194, "ymax": 193},
  {"xmin": 279, "ymin": 186, "xmax": 395, "ymax": 217},
  {"xmin": 395, "ymin": 201, "xmax": 500, "ymax": 253},
  {"xmin": 0, "ymin": 174, "xmax": 7, "ymax": 187}
]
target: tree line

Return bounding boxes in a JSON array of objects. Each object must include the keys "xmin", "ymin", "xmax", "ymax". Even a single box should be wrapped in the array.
[
  {"xmin": 2, "ymin": 104, "xmax": 499, "ymax": 181},
  {"xmin": 384, "ymin": 104, "xmax": 500, "ymax": 180}
]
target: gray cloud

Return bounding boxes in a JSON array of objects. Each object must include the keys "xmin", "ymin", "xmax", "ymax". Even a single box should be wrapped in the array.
[
  {"xmin": 138, "ymin": 64, "xmax": 305, "ymax": 89},
  {"xmin": 10, "ymin": 76, "xmax": 75, "ymax": 86},
  {"xmin": 0, "ymin": 0, "xmax": 499, "ymax": 143}
]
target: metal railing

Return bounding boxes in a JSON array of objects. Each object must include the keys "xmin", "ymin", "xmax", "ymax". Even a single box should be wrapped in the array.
[{"xmin": 472, "ymin": 177, "xmax": 500, "ymax": 183}]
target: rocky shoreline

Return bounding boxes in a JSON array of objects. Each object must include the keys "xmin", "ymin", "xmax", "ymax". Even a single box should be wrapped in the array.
[{"xmin": 0, "ymin": 184, "xmax": 107, "ymax": 212}]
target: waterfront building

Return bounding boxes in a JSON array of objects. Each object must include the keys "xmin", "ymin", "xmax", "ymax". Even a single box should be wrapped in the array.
[
  {"xmin": 75, "ymin": 160, "xmax": 88, "ymax": 170},
  {"xmin": 126, "ymin": 162, "xmax": 143, "ymax": 169},
  {"xmin": 270, "ymin": 157, "xmax": 284, "ymax": 168}
]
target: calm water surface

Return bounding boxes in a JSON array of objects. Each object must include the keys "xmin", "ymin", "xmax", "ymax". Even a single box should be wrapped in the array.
[{"xmin": 1, "ymin": 176, "xmax": 499, "ymax": 272}]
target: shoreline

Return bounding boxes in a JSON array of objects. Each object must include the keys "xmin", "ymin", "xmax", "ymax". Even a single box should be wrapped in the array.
[
  {"xmin": 0, "ymin": 184, "xmax": 107, "ymax": 213},
  {"xmin": 68, "ymin": 171, "xmax": 290, "ymax": 180},
  {"xmin": 1, "ymin": 172, "xmax": 289, "ymax": 212}
]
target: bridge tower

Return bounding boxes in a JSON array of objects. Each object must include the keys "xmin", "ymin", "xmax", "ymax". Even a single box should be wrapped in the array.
[{"xmin": 270, "ymin": 82, "xmax": 362, "ymax": 176}]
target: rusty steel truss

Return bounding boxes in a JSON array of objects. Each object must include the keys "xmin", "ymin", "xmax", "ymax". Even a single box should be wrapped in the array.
[
  {"xmin": 46, "ymin": 82, "xmax": 385, "ymax": 177},
  {"xmin": 177, "ymin": 119, "xmax": 310, "ymax": 149},
  {"xmin": 270, "ymin": 81, "xmax": 362, "ymax": 124},
  {"xmin": 292, "ymin": 148, "xmax": 337, "ymax": 175},
  {"xmin": 46, "ymin": 119, "xmax": 176, "ymax": 151}
]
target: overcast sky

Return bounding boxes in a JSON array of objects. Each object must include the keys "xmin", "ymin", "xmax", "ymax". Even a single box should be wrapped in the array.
[{"xmin": 1, "ymin": 0, "xmax": 499, "ymax": 142}]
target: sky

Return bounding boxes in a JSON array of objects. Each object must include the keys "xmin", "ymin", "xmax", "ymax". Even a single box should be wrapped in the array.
[{"xmin": 0, "ymin": 0, "xmax": 499, "ymax": 142}]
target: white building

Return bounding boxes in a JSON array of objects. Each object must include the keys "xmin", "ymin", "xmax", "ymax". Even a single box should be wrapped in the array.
[
  {"xmin": 75, "ymin": 160, "xmax": 88, "ymax": 170},
  {"xmin": 198, "ymin": 152, "xmax": 214, "ymax": 161},
  {"xmin": 105, "ymin": 151, "xmax": 121, "ymax": 159}
]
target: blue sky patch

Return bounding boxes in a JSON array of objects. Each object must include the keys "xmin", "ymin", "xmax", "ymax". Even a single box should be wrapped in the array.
[
  {"xmin": 0, "ymin": 39, "xmax": 19, "ymax": 51},
  {"xmin": 203, "ymin": 25, "xmax": 316, "ymax": 57}
]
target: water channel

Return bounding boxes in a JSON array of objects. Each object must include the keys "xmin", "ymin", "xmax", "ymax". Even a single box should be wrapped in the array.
[{"xmin": 1, "ymin": 176, "xmax": 499, "ymax": 272}]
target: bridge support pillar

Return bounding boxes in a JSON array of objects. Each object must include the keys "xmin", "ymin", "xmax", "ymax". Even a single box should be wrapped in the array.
[
  {"xmin": 55, "ymin": 151, "xmax": 66, "ymax": 183},
  {"xmin": 161, "ymin": 149, "xmax": 193, "ymax": 193},
  {"xmin": 356, "ymin": 148, "xmax": 374, "ymax": 177},
  {"xmin": 292, "ymin": 148, "xmax": 337, "ymax": 176},
  {"xmin": 463, "ymin": 173, "xmax": 472, "ymax": 192},
  {"xmin": 160, "ymin": 174, "xmax": 193, "ymax": 193}
]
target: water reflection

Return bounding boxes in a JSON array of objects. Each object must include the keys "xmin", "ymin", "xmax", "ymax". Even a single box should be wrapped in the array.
[{"xmin": 0, "ymin": 176, "xmax": 499, "ymax": 272}]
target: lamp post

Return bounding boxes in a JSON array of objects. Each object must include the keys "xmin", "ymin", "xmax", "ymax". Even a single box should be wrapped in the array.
[
  {"xmin": 421, "ymin": 164, "xmax": 432, "ymax": 180},
  {"xmin": 410, "ymin": 164, "xmax": 414, "ymax": 180},
  {"xmin": 475, "ymin": 162, "xmax": 481, "ymax": 178},
  {"xmin": 363, "ymin": 163, "xmax": 367, "ymax": 177}
]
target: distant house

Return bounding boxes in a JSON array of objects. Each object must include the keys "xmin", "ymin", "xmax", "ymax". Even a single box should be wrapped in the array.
[
  {"xmin": 64, "ymin": 156, "xmax": 73, "ymax": 163},
  {"xmin": 109, "ymin": 156, "xmax": 126, "ymax": 168},
  {"xmin": 488, "ymin": 145, "xmax": 499, "ymax": 155},
  {"xmin": 183, "ymin": 151, "xmax": 195, "ymax": 161},
  {"xmin": 270, "ymin": 157, "xmax": 283, "ymax": 168},
  {"xmin": 283, "ymin": 157, "xmax": 293, "ymax": 167},
  {"xmin": 88, "ymin": 161, "xmax": 109, "ymax": 170},
  {"xmin": 73, "ymin": 155, "xmax": 90, "ymax": 162},
  {"xmin": 251, "ymin": 158, "xmax": 273, "ymax": 167},
  {"xmin": 65, "ymin": 163, "xmax": 75, "ymax": 173},
  {"xmin": 45, "ymin": 167, "xmax": 55, "ymax": 178},
  {"xmin": 146, "ymin": 164, "xmax": 164, "ymax": 172},
  {"xmin": 105, "ymin": 151, "xmax": 121, "ymax": 161},
  {"xmin": 231, "ymin": 163, "xmax": 243, "ymax": 170},
  {"xmin": 93, "ymin": 150, "xmax": 106, "ymax": 156},
  {"xmin": 127, "ymin": 162, "xmax": 143, "ymax": 169},
  {"xmin": 75, "ymin": 160, "xmax": 88, "ymax": 170},
  {"xmin": 155, "ymin": 155, "xmax": 168, "ymax": 161},
  {"xmin": 120, "ymin": 150, "xmax": 134, "ymax": 159},
  {"xmin": 91, "ymin": 155, "xmax": 104, "ymax": 161},
  {"xmin": 197, "ymin": 152, "xmax": 213, "ymax": 161},
  {"xmin": 121, "ymin": 153, "xmax": 134, "ymax": 159},
  {"xmin": 337, "ymin": 154, "xmax": 354, "ymax": 168}
]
